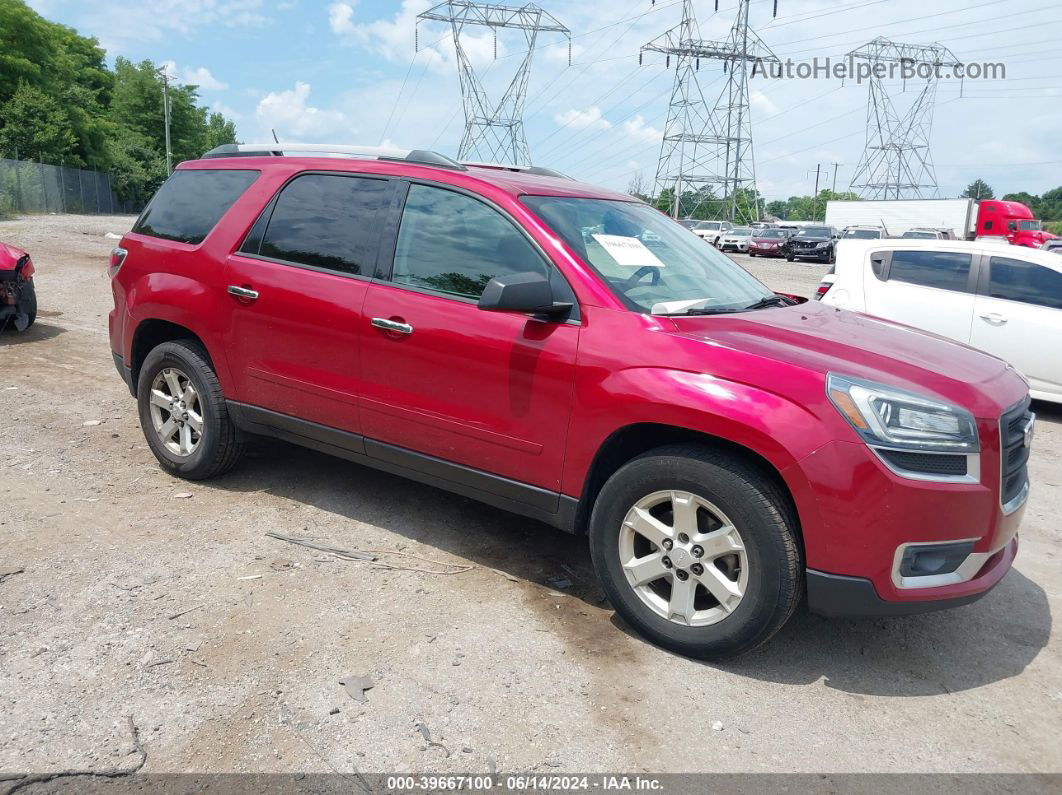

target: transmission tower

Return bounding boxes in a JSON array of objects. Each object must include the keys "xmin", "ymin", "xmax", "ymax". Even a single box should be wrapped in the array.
[
  {"xmin": 640, "ymin": 0, "xmax": 778, "ymax": 221},
  {"xmin": 848, "ymin": 37, "xmax": 960, "ymax": 200},
  {"xmin": 417, "ymin": 2, "xmax": 570, "ymax": 165}
]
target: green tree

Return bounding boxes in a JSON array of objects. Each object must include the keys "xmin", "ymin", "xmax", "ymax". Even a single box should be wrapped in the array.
[
  {"xmin": 0, "ymin": 82, "xmax": 78, "ymax": 163},
  {"xmin": 961, "ymin": 179, "xmax": 995, "ymax": 200},
  {"xmin": 204, "ymin": 112, "xmax": 238, "ymax": 150},
  {"xmin": 765, "ymin": 200, "xmax": 789, "ymax": 220}
]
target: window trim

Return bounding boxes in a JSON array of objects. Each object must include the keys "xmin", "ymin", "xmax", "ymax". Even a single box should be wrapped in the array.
[
  {"xmin": 232, "ymin": 170, "xmax": 397, "ymax": 282},
  {"xmin": 873, "ymin": 247, "xmax": 978, "ymax": 294},
  {"xmin": 374, "ymin": 177, "xmax": 581, "ymax": 322}
]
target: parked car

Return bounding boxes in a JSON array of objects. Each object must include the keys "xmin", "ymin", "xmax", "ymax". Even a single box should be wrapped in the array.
[
  {"xmin": 718, "ymin": 227, "xmax": 753, "ymax": 252},
  {"xmin": 0, "ymin": 241, "xmax": 36, "ymax": 332},
  {"xmin": 902, "ymin": 228, "xmax": 956, "ymax": 240},
  {"xmin": 841, "ymin": 226, "xmax": 884, "ymax": 240},
  {"xmin": 748, "ymin": 228, "xmax": 789, "ymax": 258},
  {"xmin": 110, "ymin": 143, "xmax": 1032, "ymax": 660},
  {"xmin": 691, "ymin": 220, "xmax": 732, "ymax": 246},
  {"xmin": 1042, "ymin": 238, "xmax": 1062, "ymax": 255},
  {"xmin": 782, "ymin": 226, "xmax": 838, "ymax": 263},
  {"xmin": 821, "ymin": 238, "xmax": 1062, "ymax": 403}
]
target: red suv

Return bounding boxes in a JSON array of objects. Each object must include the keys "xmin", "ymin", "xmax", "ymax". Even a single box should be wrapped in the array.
[{"xmin": 109, "ymin": 144, "xmax": 1032, "ymax": 659}]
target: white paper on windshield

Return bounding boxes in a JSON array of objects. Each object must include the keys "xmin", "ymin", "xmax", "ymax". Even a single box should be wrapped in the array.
[{"xmin": 591, "ymin": 234, "xmax": 666, "ymax": 267}]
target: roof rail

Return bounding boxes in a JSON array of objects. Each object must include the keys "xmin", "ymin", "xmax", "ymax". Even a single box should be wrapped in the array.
[
  {"xmin": 201, "ymin": 143, "xmax": 466, "ymax": 170},
  {"xmin": 460, "ymin": 161, "xmax": 572, "ymax": 179}
]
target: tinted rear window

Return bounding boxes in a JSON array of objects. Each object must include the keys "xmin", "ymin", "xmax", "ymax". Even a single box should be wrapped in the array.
[
  {"xmin": 134, "ymin": 169, "xmax": 258, "ymax": 244},
  {"xmin": 248, "ymin": 174, "xmax": 389, "ymax": 276},
  {"xmin": 888, "ymin": 250, "xmax": 971, "ymax": 291}
]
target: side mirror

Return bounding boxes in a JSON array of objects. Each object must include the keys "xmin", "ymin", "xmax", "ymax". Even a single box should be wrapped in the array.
[{"xmin": 478, "ymin": 271, "xmax": 572, "ymax": 318}]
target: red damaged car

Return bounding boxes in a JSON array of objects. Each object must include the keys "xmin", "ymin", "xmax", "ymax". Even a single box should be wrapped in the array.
[
  {"xmin": 747, "ymin": 228, "xmax": 789, "ymax": 258},
  {"xmin": 108, "ymin": 144, "xmax": 1032, "ymax": 659},
  {"xmin": 0, "ymin": 241, "xmax": 36, "ymax": 332}
]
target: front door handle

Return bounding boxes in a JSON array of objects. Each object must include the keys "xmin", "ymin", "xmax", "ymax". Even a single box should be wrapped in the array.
[
  {"xmin": 227, "ymin": 285, "xmax": 259, "ymax": 301},
  {"xmin": 371, "ymin": 317, "xmax": 413, "ymax": 335},
  {"xmin": 979, "ymin": 312, "xmax": 1008, "ymax": 325}
]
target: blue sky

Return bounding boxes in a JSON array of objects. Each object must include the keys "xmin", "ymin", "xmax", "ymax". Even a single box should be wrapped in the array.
[{"xmin": 26, "ymin": 0, "xmax": 1062, "ymax": 200}]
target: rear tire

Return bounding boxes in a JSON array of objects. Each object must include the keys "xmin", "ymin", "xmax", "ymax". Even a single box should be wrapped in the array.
[
  {"xmin": 137, "ymin": 339, "xmax": 244, "ymax": 480},
  {"xmin": 589, "ymin": 444, "xmax": 802, "ymax": 660}
]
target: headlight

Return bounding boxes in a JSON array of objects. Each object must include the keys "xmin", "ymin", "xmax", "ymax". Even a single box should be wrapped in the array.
[
  {"xmin": 816, "ymin": 241, "xmax": 830, "ymax": 248},
  {"xmin": 826, "ymin": 373, "xmax": 979, "ymax": 452}
]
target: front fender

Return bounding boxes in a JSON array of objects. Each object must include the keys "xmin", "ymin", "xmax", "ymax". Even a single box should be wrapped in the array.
[
  {"xmin": 562, "ymin": 366, "xmax": 831, "ymax": 541},
  {"xmin": 124, "ymin": 272, "xmax": 235, "ymax": 393}
]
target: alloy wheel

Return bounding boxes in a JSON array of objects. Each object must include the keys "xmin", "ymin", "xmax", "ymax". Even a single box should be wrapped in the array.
[
  {"xmin": 148, "ymin": 367, "xmax": 203, "ymax": 457},
  {"xmin": 618, "ymin": 490, "xmax": 748, "ymax": 627}
]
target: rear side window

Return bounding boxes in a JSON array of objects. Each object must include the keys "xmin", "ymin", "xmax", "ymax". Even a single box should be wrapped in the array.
[
  {"xmin": 246, "ymin": 174, "xmax": 389, "ymax": 276},
  {"xmin": 888, "ymin": 250, "xmax": 971, "ymax": 291},
  {"xmin": 988, "ymin": 256, "xmax": 1062, "ymax": 309},
  {"xmin": 134, "ymin": 169, "xmax": 258, "ymax": 244},
  {"xmin": 391, "ymin": 184, "xmax": 547, "ymax": 299}
]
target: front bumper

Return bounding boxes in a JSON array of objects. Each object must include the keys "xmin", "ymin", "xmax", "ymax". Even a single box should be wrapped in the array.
[
  {"xmin": 807, "ymin": 536, "xmax": 1017, "ymax": 616},
  {"xmin": 788, "ymin": 247, "xmax": 831, "ymax": 259},
  {"xmin": 749, "ymin": 245, "xmax": 783, "ymax": 256}
]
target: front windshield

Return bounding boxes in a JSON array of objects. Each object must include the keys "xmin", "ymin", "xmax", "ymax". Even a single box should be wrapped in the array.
[
  {"xmin": 522, "ymin": 197, "xmax": 774, "ymax": 315},
  {"xmin": 694, "ymin": 221, "xmax": 719, "ymax": 231},
  {"xmin": 903, "ymin": 231, "xmax": 936, "ymax": 239},
  {"xmin": 797, "ymin": 227, "xmax": 832, "ymax": 237},
  {"xmin": 1019, "ymin": 220, "xmax": 1042, "ymax": 231},
  {"xmin": 730, "ymin": 228, "xmax": 753, "ymax": 237},
  {"xmin": 757, "ymin": 229, "xmax": 788, "ymax": 239},
  {"xmin": 844, "ymin": 229, "xmax": 881, "ymax": 239}
]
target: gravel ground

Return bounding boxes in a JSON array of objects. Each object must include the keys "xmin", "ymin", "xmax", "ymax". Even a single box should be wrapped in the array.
[{"xmin": 0, "ymin": 214, "xmax": 1059, "ymax": 777}]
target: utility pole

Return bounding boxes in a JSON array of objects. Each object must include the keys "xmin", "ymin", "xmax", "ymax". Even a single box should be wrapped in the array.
[
  {"xmin": 831, "ymin": 161, "xmax": 842, "ymax": 193},
  {"xmin": 848, "ymin": 37, "xmax": 960, "ymax": 200},
  {"xmin": 808, "ymin": 163, "xmax": 822, "ymax": 220},
  {"xmin": 157, "ymin": 67, "xmax": 173, "ymax": 174},
  {"xmin": 640, "ymin": 0, "xmax": 780, "ymax": 223},
  {"xmin": 417, "ymin": 2, "xmax": 570, "ymax": 165}
]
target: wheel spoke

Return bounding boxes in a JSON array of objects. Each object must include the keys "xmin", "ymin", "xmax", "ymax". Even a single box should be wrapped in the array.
[
  {"xmin": 623, "ymin": 506, "xmax": 673, "ymax": 547},
  {"xmin": 159, "ymin": 417, "xmax": 178, "ymax": 441},
  {"xmin": 696, "ymin": 564, "xmax": 743, "ymax": 612},
  {"xmin": 623, "ymin": 552, "xmax": 669, "ymax": 586},
  {"xmin": 179, "ymin": 423, "xmax": 194, "ymax": 454},
  {"xmin": 668, "ymin": 575, "xmax": 697, "ymax": 624},
  {"xmin": 186, "ymin": 410, "xmax": 203, "ymax": 433},
  {"xmin": 150, "ymin": 389, "xmax": 171, "ymax": 409},
  {"xmin": 670, "ymin": 491, "xmax": 700, "ymax": 536},
  {"xmin": 697, "ymin": 526, "xmax": 743, "ymax": 560},
  {"xmin": 181, "ymin": 384, "xmax": 197, "ymax": 405},
  {"xmin": 163, "ymin": 370, "xmax": 182, "ymax": 397}
]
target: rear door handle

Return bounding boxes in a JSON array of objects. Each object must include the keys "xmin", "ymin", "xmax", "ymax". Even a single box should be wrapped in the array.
[
  {"xmin": 979, "ymin": 312, "xmax": 1008, "ymax": 325},
  {"xmin": 227, "ymin": 285, "xmax": 259, "ymax": 301},
  {"xmin": 371, "ymin": 317, "xmax": 413, "ymax": 335}
]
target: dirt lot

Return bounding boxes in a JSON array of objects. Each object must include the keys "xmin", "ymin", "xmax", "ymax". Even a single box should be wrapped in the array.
[{"xmin": 1, "ymin": 214, "xmax": 1060, "ymax": 777}]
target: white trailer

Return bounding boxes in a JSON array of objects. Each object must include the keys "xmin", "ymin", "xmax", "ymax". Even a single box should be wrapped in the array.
[{"xmin": 825, "ymin": 199, "xmax": 977, "ymax": 238}]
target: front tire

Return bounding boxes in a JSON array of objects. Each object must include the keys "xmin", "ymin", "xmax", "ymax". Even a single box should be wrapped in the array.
[
  {"xmin": 589, "ymin": 445, "xmax": 802, "ymax": 660},
  {"xmin": 137, "ymin": 339, "xmax": 244, "ymax": 480}
]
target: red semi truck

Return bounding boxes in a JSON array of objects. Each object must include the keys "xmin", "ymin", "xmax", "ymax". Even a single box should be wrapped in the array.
[{"xmin": 825, "ymin": 198, "xmax": 1057, "ymax": 248}]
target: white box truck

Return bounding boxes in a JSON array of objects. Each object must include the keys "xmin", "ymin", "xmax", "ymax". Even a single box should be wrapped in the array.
[{"xmin": 825, "ymin": 199, "xmax": 977, "ymax": 238}]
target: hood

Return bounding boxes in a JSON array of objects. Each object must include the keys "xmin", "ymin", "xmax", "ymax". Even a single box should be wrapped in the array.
[
  {"xmin": 669, "ymin": 301, "xmax": 1022, "ymax": 417},
  {"xmin": 0, "ymin": 241, "xmax": 28, "ymax": 271}
]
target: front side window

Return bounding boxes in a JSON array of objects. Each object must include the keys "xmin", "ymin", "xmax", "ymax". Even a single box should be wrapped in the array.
[
  {"xmin": 988, "ymin": 256, "xmax": 1062, "ymax": 309},
  {"xmin": 522, "ymin": 196, "xmax": 774, "ymax": 315},
  {"xmin": 1018, "ymin": 220, "xmax": 1042, "ymax": 231},
  {"xmin": 888, "ymin": 250, "xmax": 971, "ymax": 292},
  {"xmin": 248, "ymin": 174, "xmax": 388, "ymax": 276},
  {"xmin": 392, "ymin": 184, "xmax": 547, "ymax": 299},
  {"xmin": 134, "ymin": 169, "xmax": 258, "ymax": 244}
]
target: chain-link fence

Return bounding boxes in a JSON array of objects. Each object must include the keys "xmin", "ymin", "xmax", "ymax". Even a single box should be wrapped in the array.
[{"xmin": 0, "ymin": 158, "xmax": 142, "ymax": 217}]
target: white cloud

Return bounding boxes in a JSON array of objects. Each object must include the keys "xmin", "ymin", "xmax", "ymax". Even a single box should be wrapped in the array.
[
  {"xmin": 212, "ymin": 100, "xmax": 244, "ymax": 121},
  {"xmin": 750, "ymin": 89, "xmax": 779, "ymax": 116},
  {"xmin": 329, "ymin": 0, "xmax": 501, "ymax": 70},
  {"xmin": 554, "ymin": 106, "xmax": 610, "ymax": 131},
  {"xmin": 255, "ymin": 81, "xmax": 354, "ymax": 141},
  {"xmin": 622, "ymin": 115, "xmax": 662, "ymax": 144},
  {"xmin": 161, "ymin": 61, "xmax": 229, "ymax": 91}
]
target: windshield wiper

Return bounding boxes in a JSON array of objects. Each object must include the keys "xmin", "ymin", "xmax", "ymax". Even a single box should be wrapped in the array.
[
  {"xmin": 675, "ymin": 306, "xmax": 743, "ymax": 315},
  {"xmin": 745, "ymin": 295, "xmax": 794, "ymax": 310}
]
